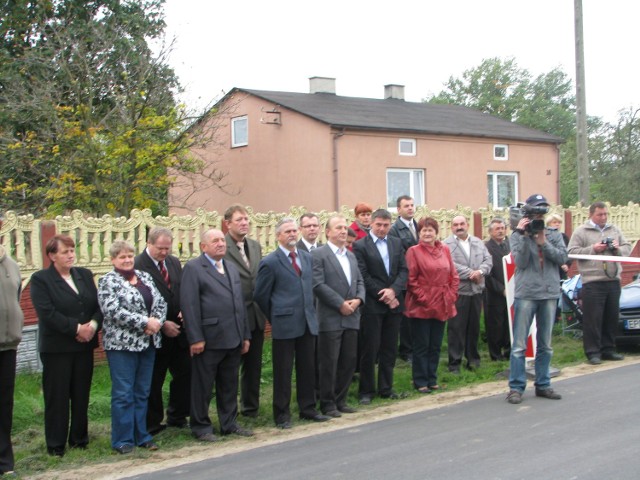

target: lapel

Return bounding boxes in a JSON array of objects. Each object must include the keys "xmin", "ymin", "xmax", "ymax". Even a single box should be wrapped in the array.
[
  {"xmin": 365, "ymin": 234, "xmax": 389, "ymax": 277},
  {"xmin": 226, "ymin": 234, "xmax": 251, "ymax": 275},
  {"xmin": 50, "ymin": 265, "xmax": 82, "ymax": 298},
  {"xmin": 275, "ymin": 248, "xmax": 300, "ymax": 278},
  {"xmin": 324, "ymin": 246, "xmax": 351, "ymax": 290},
  {"xmin": 201, "ymin": 255, "xmax": 232, "ymax": 292},
  {"xmin": 246, "ymin": 239, "xmax": 261, "ymax": 276}
]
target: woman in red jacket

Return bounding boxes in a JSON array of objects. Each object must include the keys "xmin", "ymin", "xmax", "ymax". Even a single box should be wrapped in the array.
[{"xmin": 405, "ymin": 217, "xmax": 459, "ymax": 393}]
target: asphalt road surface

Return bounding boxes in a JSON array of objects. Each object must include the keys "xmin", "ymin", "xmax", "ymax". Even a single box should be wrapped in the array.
[{"xmin": 126, "ymin": 364, "xmax": 640, "ymax": 480}]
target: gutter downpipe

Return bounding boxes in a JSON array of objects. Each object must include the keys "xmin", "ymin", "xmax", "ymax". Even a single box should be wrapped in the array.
[{"xmin": 332, "ymin": 128, "xmax": 345, "ymax": 211}]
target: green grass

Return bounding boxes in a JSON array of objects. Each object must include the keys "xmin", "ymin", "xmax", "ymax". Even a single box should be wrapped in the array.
[{"xmin": 11, "ymin": 323, "xmax": 638, "ymax": 477}]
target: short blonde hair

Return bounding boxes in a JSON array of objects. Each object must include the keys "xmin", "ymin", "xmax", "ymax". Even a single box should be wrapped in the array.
[{"xmin": 545, "ymin": 213, "xmax": 563, "ymax": 226}]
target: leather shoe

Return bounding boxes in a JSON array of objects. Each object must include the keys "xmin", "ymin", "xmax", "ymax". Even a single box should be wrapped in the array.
[
  {"xmin": 535, "ymin": 388, "xmax": 562, "ymax": 400},
  {"xmin": 338, "ymin": 405, "xmax": 357, "ymax": 414},
  {"xmin": 166, "ymin": 421, "xmax": 189, "ymax": 429},
  {"xmin": 113, "ymin": 444, "xmax": 134, "ymax": 454},
  {"xmin": 138, "ymin": 441, "xmax": 159, "ymax": 451},
  {"xmin": 223, "ymin": 426, "xmax": 254, "ymax": 437},
  {"xmin": 194, "ymin": 432, "xmax": 218, "ymax": 442},
  {"xmin": 588, "ymin": 356, "xmax": 602, "ymax": 365},
  {"xmin": 380, "ymin": 391, "xmax": 407, "ymax": 400},
  {"xmin": 323, "ymin": 410, "xmax": 342, "ymax": 418},
  {"xmin": 359, "ymin": 396, "xmax": 372, "ymax": 405},
  {"xmin": 506, "ymin": 390, "xmax": 522, "ymax": 404},
  {"xmin": 602, "ymin": 352, "xmax": 624, "ymax": 361},
  {"xmin": 148, "ymin": 424, "xmax": 167, "ymax": 435},
  {"xmin": 276, "ymin": 421, "xmax": 292, "ymax": 429},
  {"xmin": 301, "ymin": 413, "xmax": 331, "ymax": 422}
]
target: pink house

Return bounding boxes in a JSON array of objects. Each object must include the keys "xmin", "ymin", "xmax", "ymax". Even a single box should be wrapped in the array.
[{"xmin": 170, "ymin": 77, "xmax": 563, "ymax": 214}]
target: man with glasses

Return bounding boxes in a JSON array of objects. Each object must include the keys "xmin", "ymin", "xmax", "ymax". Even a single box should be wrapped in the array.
[{"xmin": 298, "ymin": 213, "xmax": 323, "ymax": 252}]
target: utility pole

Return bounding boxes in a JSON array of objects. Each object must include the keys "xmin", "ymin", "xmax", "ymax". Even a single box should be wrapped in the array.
[{"xmin": 575, "ymin": 0, "xmax": 589, "ymax": 203}]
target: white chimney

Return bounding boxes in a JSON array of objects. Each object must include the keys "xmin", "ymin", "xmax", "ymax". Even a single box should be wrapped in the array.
[
  {"xmin": 309, "ymin": 76, "xmax": 336, "ymax": 94},
  {"xmin": 384, "ymin": 84, "xmax": 405, "ymax": 100}
]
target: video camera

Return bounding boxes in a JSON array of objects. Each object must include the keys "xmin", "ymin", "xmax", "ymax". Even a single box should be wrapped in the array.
[
  {"xmin": 601, "ymin": 237, "xmax": 616, "ymax": 251},
  {"xmin": 509, "ymin": 202, "xmax": 549, "ymax": 234}
]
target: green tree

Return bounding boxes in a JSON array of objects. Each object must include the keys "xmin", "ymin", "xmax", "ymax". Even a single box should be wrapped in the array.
[{"xmin": 0, "ymin": 0, "xmax": 220, "ymax": 216}]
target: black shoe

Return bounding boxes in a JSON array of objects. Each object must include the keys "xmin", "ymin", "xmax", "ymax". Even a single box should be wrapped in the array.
[
  {"xmin": 47, "ymin": 447, "xmax": 65, "ymax": 457},
  {"xmin": 113, "ymin": 444, "xmax": 134, "ymax": 454},
  {"xmin": 359, "ymin": 395, "xmax": 372, "ymax": 405},
  {"xmin": 535, "ymin": 388, "xmax": 562, "ymax": 400},
  {"xmin": 276, "ymin": 421, "xmax": 292, "ymax": 429},
  {"xmin": 602, "ymin": 352, "xmax": 624, "ymax": 361},
  {"xmin": 148, "ymin": 424, "xmax": 167, "ymax": 435},
  {"xmin": 323, "ymin": 410, "xmax": 342, "ymax": 418},
  {"xmin": 506, "ymin": 390, "xmax": 522, "ymax": 404},
  {"xmin": 166, "ymin": 420, "xmax": 189, "ymax": 429},
  {"xmin": 448, "ymin": 367, "xmax": 461, "ymax": 375},
  {"xmin": 241, "ymin": 411, "xmax": 258, "ymax": 418},
  {"xmin": 337, "ymin": 405, "xmax": 357, "ymax": 414},
  {"xmin": 380, "ymin": 391, "xmax": 408, "ymax": 400},
  {"xmin": 301, "ymin": 413, "xmax": 331, "ymax": 422},
  {"xmin": 223, "ymin": 426, "xmax": 254, "ymax": 437},
  {"xmin": 194, "ymin": 432, "xmax": 218, "ymax": 442},
  {"xmin": 588, "ymin": 356, "xmax": 602, "ymax": 365},
  {"xmin": 138, "ymin": 441, "xmax": 159, "ymax": 451}
]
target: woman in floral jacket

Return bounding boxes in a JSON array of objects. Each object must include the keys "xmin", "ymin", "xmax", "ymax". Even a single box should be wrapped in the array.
[
  {"xmin": 405, "ymin": 217, "xmax": 459, "ymax": 394},
  {"xmin": 98, "ymin": 240, "xmax": 166, "ymax": 455}
]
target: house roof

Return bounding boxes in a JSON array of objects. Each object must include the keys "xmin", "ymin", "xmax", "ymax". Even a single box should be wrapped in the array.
[{"xmin": 232, "ymin": 88, "xmax": 563, "ymax": 144}]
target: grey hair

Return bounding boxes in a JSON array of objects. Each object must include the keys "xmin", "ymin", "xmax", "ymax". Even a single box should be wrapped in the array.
[
  {"xmin": 109, "ymin": 240, "xmax": 135, "ymax": 258},
  {"xmin": 275, "ymin": 217, "xmax": 297, "ymax": 235}
]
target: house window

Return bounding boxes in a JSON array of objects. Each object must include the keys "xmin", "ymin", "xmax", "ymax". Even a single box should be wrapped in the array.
[
  {"xmin": 487, "ymin": 172, "xmax": 518, "ymax": 209},
  {"xmin": 399, "ymin": 139, "xmax": 416, "ymax": 156},
  {"xmin": 231, "ymin": 116, "xmax": 248, "ymax": 147},
  {"xmin": 386, "ymin": 168, "xmax": 424, "ymax": 210},
  {"xmin": 494, "ymin": 144, "xmax": 508, "ymax": 160}
]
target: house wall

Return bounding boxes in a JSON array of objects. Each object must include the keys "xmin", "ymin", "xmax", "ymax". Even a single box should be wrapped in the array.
[{"xmin": 170, "ymin": 93, "xmax": 560, "ymax": 215}]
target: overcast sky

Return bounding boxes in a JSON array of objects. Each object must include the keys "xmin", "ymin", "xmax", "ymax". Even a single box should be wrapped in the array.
[{"xmin": 161, "ymin": 0, "xmax": 638, "ymax": 123}]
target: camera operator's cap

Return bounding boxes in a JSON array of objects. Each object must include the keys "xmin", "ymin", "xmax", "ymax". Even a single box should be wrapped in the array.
[{"xmin": 525, "ymin": 194, "xmax": 549, "ymax": 207}]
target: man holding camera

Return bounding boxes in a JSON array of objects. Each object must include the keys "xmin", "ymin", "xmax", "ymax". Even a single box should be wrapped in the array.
[
  {"xmin": 507, "ymin": 194, "xmax": 568, "ymax": 405},
  {"xmin": 567, "ymin": 202, "xmax": 632, "ymax": 365}
]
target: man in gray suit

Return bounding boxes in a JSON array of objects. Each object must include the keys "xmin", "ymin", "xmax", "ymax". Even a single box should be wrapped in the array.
[
  {"xmin": 312, "ymin": 215, "xmax": 365, "ymax": 417},
  {"xmin": 223, "ymin": 204, "xmax": 266, "ymax": 418},
  {"xmin": 254, "ymin": 218, "xmax": 330, "ymax": 429},
  {"xmin": 181, "ymin": 229, "xmax": 253, "ymax": 442}
]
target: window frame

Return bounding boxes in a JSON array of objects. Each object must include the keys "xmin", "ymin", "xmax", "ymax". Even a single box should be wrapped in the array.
[
  {"xmin": 398, "ymin": 138, "xmax": 416, "ymax": 156},
  {"xmin": 493, "ymin": 144, "xmax": 509, "ymax": 160},
  {"xmin": 386, "ymin": 168, "xmax": 425, "ymax": 211},
  {"xmin": 487, "ymin": 171, "xmax": 518, "ymax": 209},
  {"xmin": 231, "ymin": 115, "xmax": 249, "ymax": 148}
]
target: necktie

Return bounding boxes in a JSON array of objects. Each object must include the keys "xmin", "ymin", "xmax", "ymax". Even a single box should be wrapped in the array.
[
  {"xmin": 158, "ymin": 260, "xmax": 171, "ymax": 287},
  {"xmin": 237, "ymin": 241, "xmax": 250, "ymax": 268},
  {"xmin": 289, "ymin": 251, "xmax": 301, "ymax": 276},
  {"xmin": 408, "ymin": 221, "xmax": 417, "ymax": 240},
  {"xmin": 216, "ymin": 260, "xmax": 225, "ymax": 275}
]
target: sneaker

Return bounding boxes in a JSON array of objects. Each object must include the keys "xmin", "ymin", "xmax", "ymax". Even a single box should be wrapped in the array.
[
  {"xmin": 506, "ymin": 390, "xmax": 522, "ymax": 404},
  {"xmin": 535, "ymin": 388, "xmax": 562, "ymax": 400}
]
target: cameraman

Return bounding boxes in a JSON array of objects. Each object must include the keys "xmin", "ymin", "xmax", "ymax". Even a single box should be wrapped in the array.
[
  {"xmin": 506, "ymin": 194, "xmax": 568, "ymax": 405},
  {"xmin": 567, "ymin": 201, "xmax": 632, "ymax": 365}
]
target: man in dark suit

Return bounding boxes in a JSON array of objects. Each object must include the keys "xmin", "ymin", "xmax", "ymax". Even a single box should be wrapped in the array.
[
  {"xmin": 223, "ymin": 204, "xmax": 266, "ymax": 418},
  {"xmin": 254, "ymin": 217, "xmax": 330, "ymax": 429},
  {"xmin": 312, "ymin": 215, "xmax": 365, "ymax": 417},
  {"xmin": 353, "ymin": 209, "xmax": 408, "ymax": 404},
  {"xmin": 297, "ymin": 212, "xmax": 322, "ymax": 252},
  {"xmin": 181, "ymin": 229, "xmax": 252, "ymax": 442},
  {"xmin": 388, "ymin": 195, "xmax": 418, "ymax": 363},
  {"xmin": 484, "ymin": 218, "xmax": 512, "ymax": 361},
  {"xmin": 134, "ymin": 227, "xmax": 190, "ymax": 434}
]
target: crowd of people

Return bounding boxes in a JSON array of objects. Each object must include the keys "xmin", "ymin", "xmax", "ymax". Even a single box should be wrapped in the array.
[{"xmin": 0, "ymin": 197, "xmax": 633, "ymax": 475}]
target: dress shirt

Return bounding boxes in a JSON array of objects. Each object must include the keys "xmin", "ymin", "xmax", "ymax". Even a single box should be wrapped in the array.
[
  {"xmin": 327, "ymin": 241, "xmax": 351, "ymax": 286},
  {"xmin": 370, "ymin": 231, "xmax": 390, "ymax": 275}
]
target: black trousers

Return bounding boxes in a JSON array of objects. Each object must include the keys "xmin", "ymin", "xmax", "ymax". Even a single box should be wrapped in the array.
[
  {"xmin": 485, "ymin": 296, "xmax": 511, "ymax": 360},
  {"xmin": 240, "ymin": 327, "xmax": 264, "ymax": 417},
  {"xmin": 359, "ymin": 311, "xmax": 400, "ymax": 397},
  {"xmin": 40, "ymin": 350, "xmax": 94, "ymax": 453},
  {"xmin": 271, "ymin": 329, "xmax": 318, "ymax": 424},
  {"xmin": 581, "ymin": 280, "xmax": 621, "ymax": 358},
  {"xmin": 318, "ymin": 328, "xmax": 358, "ymax": 413},
  {"xmin": 398, "ymin": 314, "xmax": 413, "ymax": 360},
  {"xmin": 146, "ymin": 341, "xmax": 191, "ymax": 431},
  {"xmin": 447, "ymin": 294, "xmax": 482, "ymax": 369},
  {"xmin": 190, "ymin": 346, "xmax": 242, "ymax": 436},
  {"xmin": 0, "ymin": 350, "xmax": 16, "ymax": 474}
]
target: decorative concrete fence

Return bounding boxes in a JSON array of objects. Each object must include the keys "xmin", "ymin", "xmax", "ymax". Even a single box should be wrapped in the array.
[{"xmin": 2, "ymin": 202, "xmax": 639, "ymax": 372}]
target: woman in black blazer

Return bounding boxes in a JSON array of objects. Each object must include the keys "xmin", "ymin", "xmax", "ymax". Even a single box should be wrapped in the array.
[{"xmin": 30, "ymin": 234, "xmax": 102, "ymax": 457}]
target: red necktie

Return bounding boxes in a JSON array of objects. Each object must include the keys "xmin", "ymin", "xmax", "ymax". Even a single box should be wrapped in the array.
[
  {"xmin": 289, "ymin": 251, "xmax": 301, "ymax": 276},
  {"xmin": 159, "ymin": 260, "xmax": 171, "ymax": 287}
]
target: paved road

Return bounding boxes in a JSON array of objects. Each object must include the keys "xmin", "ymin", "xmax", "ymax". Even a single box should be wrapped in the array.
[{"xmin": 126, "ymin": 364, "xmax": 640, "ymax": 480}]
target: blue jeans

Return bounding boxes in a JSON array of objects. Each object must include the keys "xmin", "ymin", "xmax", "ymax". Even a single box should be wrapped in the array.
[
  {"xmin": 508, "ymin": 298, "xmax": 556, "ymax": 393},
  {"xmin": 106, "ymin": 348, "xmax": 155, "ymax": 448}
]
